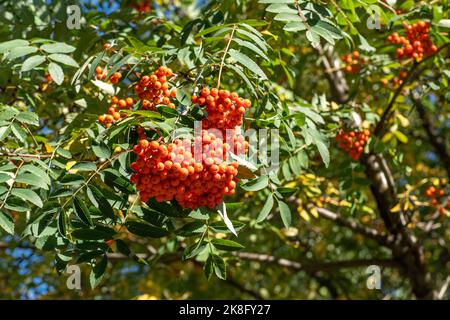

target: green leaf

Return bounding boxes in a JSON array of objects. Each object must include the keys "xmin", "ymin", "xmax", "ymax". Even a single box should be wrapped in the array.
[
  {"xmin": 289, "ymin": 155, "xmax": 302, "ymax": 176},
  {"xmin": 0, "ymin": 173, "xmax": 11, "ymax": 183},
  {"xmin": 57, "ymin": 210, "xmax": 66, "ymax": 237},
  {"xmin": 0, "ymin": 107, "xmax": 19, "ymax": 121},
  {"xmin": 274, "ymin": 13, "xmax": 302, "ymax": 22},
  {"xmin": 6, "ymin": 46, "xmax": 38, "ymax": 60},
  {"xmin": 316, "ymin": 139, "xmax": 330, "ymax": 167},
  {"xmin": 277, "ymin": 187, "xmax": 298, "ymax": 197},
  {"xmin": 228, "ymin": 49, "xmax": 267, "ymax": 80},
  {"xmin": 11, "ymin": 188, "xmax": 43, "ymax": 208},
  {"xmin": 0, "ymin": 210, "xmax": 14, "ymax": 235},
  {"xmin": 204, "ymin": 255, "xmax": 214, "ymax": 280},
  {"xmin": 92, "ymin": 143, "xmax": 111, "ymax": 158},
  {"xmin": 90, "ymin": 256, "xmax": 107, "ymax": 289},
  {"xmin": 48, "ymin": 53, "xmax": 79, "ymax": 67},
  {"xmin": 211, "ymin": 254, "xmax": 226, "ymax": 280},
  {"xmin": 48, "ymin": 62, "xmax": 64, "ymax": 85},
  {"xmin": 125, "ymin": 221, "xmax": 169, "ymax": 238},
  {"xmin": 107, "ymin": 54, "xmax": 132, "ymax": 78},
  {"xmin": 11, "ymin": 123, "xmax": 27, "ymax": 142},
  {"xmin": 71, "ymin": 162, "xmax": 97, "ymax": 172},
  {"xmin": 88, "ymin": 186, "xmax": 115, "ymax": 219},
  {"xmin": 277, "ymin": 199, "xmax": 292, "ymax": 228},
  {"xmin": 256, "ymin": 193, "xmax": 274, "ymax": 222},
  {"xmin": 266, "ymin": 3, "xmax": 298, "ymax": 14},
  {"xmin": 40, "ymin": 42, "xmax": 76, "ymax": 54},
  {"xmin": 226, "ymin": 64, "xmax": 256, "ymax": 96},
  {"xmin": 283, "ymin": 21, "xmax": 307, "ymax": 32},
  {"xmin": 241, "ymin": 176, "xmax": 269, "ymax": 191},
  {"xmin": 20, "ymin": 164, "xmax": 50, "ymax": 185},
  {"xmin": 236, "ymin": 28, "xmax": 268, "ymax": 53},
  {"xmin": 60, "ymin": 174, "xmax": 84, "ymax": 185},
  {"xmin": 183, "ymin": 242, "xmax": 207, "ymax": 260},
  {"xmin": 259, "ymin": 0, "xmax": 293, "ymax": 3},
  {"xmin": 209, "ymin": 221, "xmax": 246, "ymax": 233},
  {"xmin": 91, "ymin": 80, "xmax": 115, "ymax": 95},
  {"xmin": 15, "ymin": 173, "xmax": 49, "ymax": 189},
  {"xmin": 0, "ymin": 39, "xmax": 29, "ymax": 54},
  {"xmin": 21, "ymin": 55, "xmax": 46, "ymax": 72},
  {"xmin": 211, "ymin": 239, "xmax": 244, "ymax": 251},
  {"xmin": 438, "ymin": 19, "xmax": 450, "ymax": 29},
  {"xmin": 71, "ymin": 228, "xmax": 113, "ymax": 240},
  {"xmin": 73, "ymin": 196, "xmax": 93, "ymax": 226},
  {"xmin": 56, "ymin": 148, "xmax": 72, "ymax": 158},
  {"xmin": 217, "ymin": 201, "xmax": 237, "ymax": 236},
  {"xmin": 177, "ymin": 221, "xmax": 207, "ymax": 237},
  {"xmin": 232, "ymin": 38, "xmax": 269, "ymax": 60},
  {"xmin": 16, "ymin": 112, "xmax": 39, "ymax": 126}
]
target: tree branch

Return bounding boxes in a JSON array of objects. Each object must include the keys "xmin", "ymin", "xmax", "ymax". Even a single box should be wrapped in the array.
[
  {"xmin": 234, "ymin": 251, "xmax": 399, "ymax": 272},
  {"xmin": 412, "ymin": 92, "xmax": 450, "ymax": 179},
  {"xmin": 374, "ymin": 43, "xmax": 450, "ymax": 137},
  {"xmin": 312, "ymin": 206, "xmax": 394, "ymax": 247}
]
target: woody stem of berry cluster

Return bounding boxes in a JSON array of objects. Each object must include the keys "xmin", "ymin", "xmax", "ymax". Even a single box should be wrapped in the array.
[{"xmin": 217, "ymin": 25, "xmax": 237, "ymax": 89}]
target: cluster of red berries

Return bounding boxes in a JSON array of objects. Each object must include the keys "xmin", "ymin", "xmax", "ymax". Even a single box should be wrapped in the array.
[
  {"xmin": 130, "ymin": 131, "xmax": 240, "ymax": 209},
  {"xmin": 192, "ymin": 88, "xmax": 251, "ymax": 132},
  {"xmin": 134, "ymin": 66, "xmax": 177, "ymax": 110},
  {"xmin": 336, "ymin": 129, "xmax": 371, "ymax": 160},
  {"xmin": 341, "ymin": 51, "xmax": 364, "ymax": 74},
  {"xmin": 387, "ymin": 21, "xmax": 437, "ymax": 61},
  {"xmin": 95, "ymin": 66, "xmax": 122, "ymax": 84},
  {"xmin": 98, "ymin": 96, "xmax": 134, "ymax": 128},
  {"xmin": 129, "ymin": 1, "xmax": 151, "ymax": 13},
  {"xmin": 424, "ymin": 183, "xmax": 449, "ymax": 215}
]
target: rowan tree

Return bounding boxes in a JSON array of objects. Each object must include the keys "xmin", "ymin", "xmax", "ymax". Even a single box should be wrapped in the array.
[{"xmin": 0, "ymin": 0, "xmax": 449, "ymax": 300}]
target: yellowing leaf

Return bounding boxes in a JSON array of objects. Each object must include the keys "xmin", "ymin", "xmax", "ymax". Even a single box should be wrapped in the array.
[
  {"xmin": 44, "ymin": 143, "xmax": 54, "ymax": 153},
  {"xmin": 382, "ymin": 132, "xmax": 393, "ymax": 143},
  {"xmin": 339, "ymin": 200, "xmax": 352, "ymax": 207},
  {"xmin": 390, "ymin": 203, "xmax": 402, "ymax": 213},
  {"xmin": 298, "ymin": 208, "xmax": 310, "ymax": 221},
  {"xmin": 309, "ymin": 207, "xmax": 319, "ymax": 218},
  {"xmin": 331, "ymin": 101, "xmax": 339, "ymax": 110},
  {"xmin": 396, "ymin": 113, "xmax": 410, "ymax": 127},
  {"xmin": 66, "ymin": 161, "xmax": 77, "ymax": 171},
  {"xmin": 134, "ymin": 294, "xmax": 158, "ymax": 300}
]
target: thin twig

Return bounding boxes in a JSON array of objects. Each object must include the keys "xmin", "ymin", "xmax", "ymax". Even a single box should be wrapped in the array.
[
  {"xmin": 0, "ymin": 152, "xmax": 52, "ymax": 159},
  {"xmin": 217, "ymin": 25, "xmax": 237, "ymax": 89},
  {"xmin": 61, "ymin": 150, "xmax": 131, "ymax": 209},
  {"xmin": 438, "ymin": 276, "xmax": 450, "ymax": 299},
  {"xmin": 0, "ymin": 161, "xmax": 24, "ymax": 210},
  {"xmin": 234, "ymin": 251, "xmax": 399, "ymax": 272},
  {"xmin": 374, "ymin": 43, "xmax": 450, "ymax": 136},
  {"xmin": 312, "ymin": 206, "xmax": 394, "ymax": 247}
]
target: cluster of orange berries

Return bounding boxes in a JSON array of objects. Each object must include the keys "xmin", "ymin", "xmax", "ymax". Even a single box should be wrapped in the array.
[
  {"xmin": 341, "ymin": 51, "xmax": 364, "ymax": 74},
  {"xmin": 192, "ymin": 88, "xmax": 251, "ymax": 132},
  {"xmin": 98, "ymin": 96, "xmax": 134, "ymax": 128},
  {"xmin": 130, "ymin": 131, "xmax": 241, "ymax": 209},
  {"xmin": 336, "ymin": 129, "xmax": 371, "ymax": 160},
  {"xmin": 387, "ymin": 21, "xmax": 437, "ymax": 61},
  {"xmin": 134, "ymin": 66, "xmax": 177, "ymax": 110},
  {"xmin": 129, "ymin": 0, "xmax": 151, "ymax": 13},
  {"xmin": 424, "ymin": 183, "xmax": 449, "ymax": 215},
  {"xmin": 95, "ymin": 66, "xmax": 122, "ymax": 84},
  {"xmin": 381, "ymin": 70, "xmax": 408, "ymax": 88}
]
